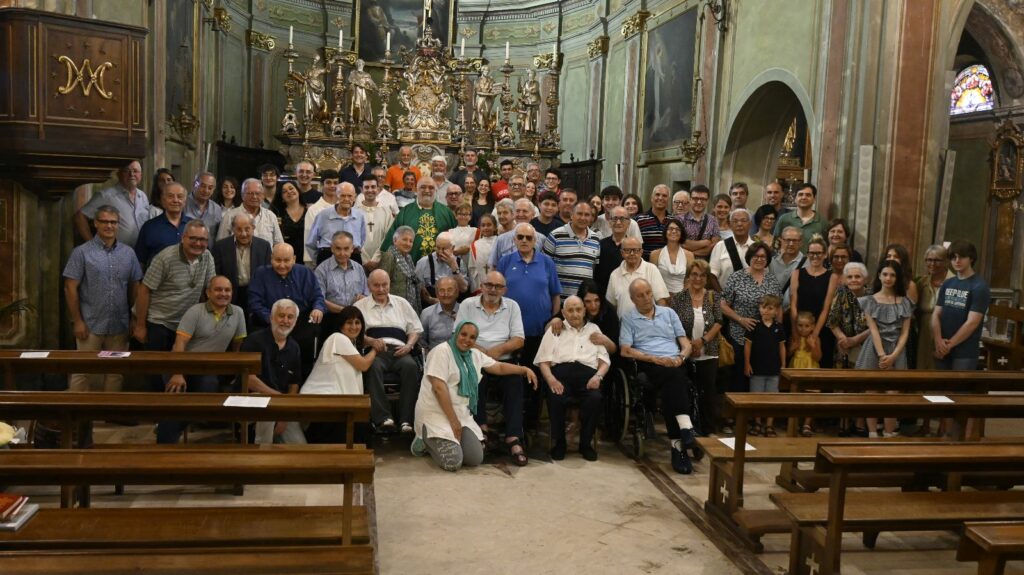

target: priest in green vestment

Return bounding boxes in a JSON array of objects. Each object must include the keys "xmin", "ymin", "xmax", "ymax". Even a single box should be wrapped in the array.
[{"xmin": 380, "ymin": 176, "xmax": 457, "ymax": 262}]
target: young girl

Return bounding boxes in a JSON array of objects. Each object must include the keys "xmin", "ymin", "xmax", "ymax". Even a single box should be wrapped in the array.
[
  {"xmin": 450, "ymin": 203, "xmax": 477, "ymax": 257},
  {"xmin": 789, "ymin": 311, "xmax": 822, "ymax": 436},
  {"xmin": 856, "ymin": 260, "xmax": 914, "ymax": 437}
]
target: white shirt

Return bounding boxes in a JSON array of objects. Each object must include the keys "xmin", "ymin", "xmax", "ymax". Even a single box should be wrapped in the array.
[
  {"xmin": 606, "ymin": 261, "xmax": 670, "ymax": 318},
  {"xmin": 534, "ymin": 323, "xmax": 610, "ymax": 371},
  {"xmin": 468, "ymin": 236, "xmax": 497, "ymax": 292},
  {"xmin": 355, "ymin": 202, "xmax": 395, "ymax": 263},
  {"xmin": 449, "ymin": 226, "xmax": 477, "ymax": 252},
  {"xmin": 353, "ymin": 294, "xmax": 423, "ymax": 346},
  {"xmin": 300, "ymin": 333, "xmax": 363, "ymax": 395},
  {"xmin": 593, "ymin": 215, "xmax": 642, "ymax": 240},
  {"xmin": 414, "ymin": 344, "xmax": 496, "ymax": 442},
  {"xmin": 709, "ymin": 235, "xmax": 756, "ymax": 288},
  {"xmin": 304, "ymin": 197, "xmax": 337, "ymax": 263},
  {"xmin": 357, "ymin": 190, "xmax": 399, "ymax": 216},
  {"xmin": 218, "ymin": 205, "xmax": 284, "ymax": 246}
]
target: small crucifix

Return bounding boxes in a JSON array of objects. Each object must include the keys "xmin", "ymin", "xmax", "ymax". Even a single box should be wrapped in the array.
[{"xmin": 366, "ymin": 221, "xmax": 374, "ymax": 232}]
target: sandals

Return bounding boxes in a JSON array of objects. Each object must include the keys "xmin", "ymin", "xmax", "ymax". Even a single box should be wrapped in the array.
[
  {"xmin": 749, "ymin": 422, "xmax": 762, "ymax": 436},
  {"xmin": 800, "ymin": 424, "xmax": 814, "ymax": 437},
  {"xmin": 764, "ymin": 426, "xmax": 777, "ymax": 438},
  {"xmin": 508, "ymin": 438, "xmax": 528, "ymax": 467}
]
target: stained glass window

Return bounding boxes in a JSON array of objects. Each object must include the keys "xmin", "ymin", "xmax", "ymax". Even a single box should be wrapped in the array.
[{"xmin": 950, "ymin": 64, "xmax": 996, "ymax": 115}]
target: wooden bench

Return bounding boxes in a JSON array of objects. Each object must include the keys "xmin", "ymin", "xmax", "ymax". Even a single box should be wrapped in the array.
[
  {"xmin": 779, "ymin": 368, "xmax": 1024, "ymax": 393},
  {"xmin": 0, "ymin": 350, "xmax": 261, "ymax": 392},
  {"xmin": 0, "ymin": 544, "xmax": 376, "ymax": 575},
  {"xmin": 957, "ymin": 521, "xmax": 1024, "ymax": 575},
  {"xmin": 705, "ymin": 392, "xmax": 1024, "ymax": 551},
  {"xmin": 0, "ymin": 392, "xmax": 371, "ymax": 506},
  {"xmin": 771, "ymin": 442, "xmax": 1024, "ymax": 575}
]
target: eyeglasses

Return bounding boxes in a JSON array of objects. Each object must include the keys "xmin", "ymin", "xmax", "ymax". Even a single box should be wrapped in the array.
[
  {"xmin": 608, "ymin": 216, "xmax": 629, "ymax": 222},
  {"xmin": 515, "ymin": 234, "xmax": 535, "ymax": 241},
  {"xmin": 807, "ymin": 252, "xmax": 825, "ymax": 257},
  {"xmin": 510, "ymin": 183, "xmax": 524, "ymax": 188},
  {"xmin": 95, "ymin": 219, "xmax": 119, "ymax": 226},
  {"xmin": 925, "ymin": 258, "xmax": 945, "ymax": 264},
  {"xmin": 782, "ymin": 238, "xmax": 800, "ymax": 243},
  {"xmin": 672, "ymin": 200, "xmax": 689, "ymax": 205},
  {"xmin": 750, "ymin": 254, "xmax": 768, "ymax": 261},
  {"xmin": 691, "ymin": 197, "xmax": 708, "ymax": 203},
  {"xmin": 185, "ymin": 236, "xmax": 209, "ymax": 243},
  {"xmin": 482, "ymin": 282, "xmax": 506, "ymax": 290},
  {"xmin": 621, "ymin": 248, "xmax": 642, "ymax": 254}
]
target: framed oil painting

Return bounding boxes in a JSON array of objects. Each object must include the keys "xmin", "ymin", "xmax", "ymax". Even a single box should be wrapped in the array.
[
  {"xmin": 356, "ymin": 0, "xmax": 454, "ymax": 63},
  {"xmin": 640, "ymin": 7, "xmax": 697, "ymax": 154}
]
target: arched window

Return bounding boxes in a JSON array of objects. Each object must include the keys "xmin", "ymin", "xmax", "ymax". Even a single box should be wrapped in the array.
[{"xmin": 950, "ymin": 64, "xmax": 997, "ymax": 115}]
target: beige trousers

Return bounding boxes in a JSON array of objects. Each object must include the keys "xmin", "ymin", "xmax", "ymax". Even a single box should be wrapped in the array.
[{"xmin": 69, "ymin": 332, "xmax": 129, "ymax": 392}]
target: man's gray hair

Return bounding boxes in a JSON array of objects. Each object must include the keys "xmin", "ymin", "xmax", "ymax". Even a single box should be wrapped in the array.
[
  {"xmin": 781, "ymin": 225, "xmax": 801, "ymax": 237},
  {"xmin": 495, "ymin": 198, "xmax": 514, "ymax": 212},
  {"xmin": 332, "ymin": 230, "xmax": 354, "ymax": 242},
  {"xmin": 240, "ymin": 178, "xmax": 264, "ymax": 194},
  {"xmin": 431, "ymin": 155, "xmax": 447, "ymax": 166},
  {"xmin": 183, "ymin": 220, "xmax": 208, "ymax": 234},
  {"xmin": 436, "ymin": 231, "xmax": 452, "ymax": 245},
  {"xmin": 95, "ymin": 204, "xmax": 120, "ymax": 219},
  {"xmin": 194, "ymin": 171, "xmax": 216, "ymax": 185},
  {"xmin": 924, "ymin": 243, "xmax": 948, "ymax": 258},
  {"xmin": 729, "ymin": 208, "xmax": 752, "ymax": 222},
  {"xmin": 393, "ymin": 225, "xmax": 415, "ymax": 242},
  {"xmin": 514, "ymin": 222, "xmax": 536, "ymax": 235},
  {"xmin": 231, "ymin": 212, "xmax": 255, "ymax": 229},
  {"xmin": 271, "ymin": 298, "xmax": 299, "ymax": 316}
]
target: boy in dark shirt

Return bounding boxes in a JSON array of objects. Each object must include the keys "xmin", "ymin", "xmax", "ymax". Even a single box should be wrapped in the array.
[{"xmin": 743, "ymin": 294, "xmax": 786, "ymax": 436}]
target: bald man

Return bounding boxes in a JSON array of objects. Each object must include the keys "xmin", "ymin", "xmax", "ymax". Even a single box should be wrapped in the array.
[
  {"xmin": 249, "ymin": 243, "xmax": 325, "ymax": 375},
  {"xmin": 534, "ymin": 295, "xmax": 610, "ymax": 461}
]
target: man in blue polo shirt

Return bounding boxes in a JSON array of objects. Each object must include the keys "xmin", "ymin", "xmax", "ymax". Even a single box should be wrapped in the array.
[
  {"xmin": 135, "ymin": 183, "xmax": 191, "ymax": 268},
  {"xmin": 619, "ymin": 278, "xmax": 696, "ymax": 475}
]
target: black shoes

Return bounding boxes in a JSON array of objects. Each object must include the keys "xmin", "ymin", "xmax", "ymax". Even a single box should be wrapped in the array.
[
  {"xmin": 671, "ymin": 444, "xmax": 693, "ymax": 474},
  {"xmin": 580, "ymin": 445, "xmax": 598, "ymax": 461},
  {"xmin": 550, "ymin": 441, "xmax": 566, "ymax": 461}
]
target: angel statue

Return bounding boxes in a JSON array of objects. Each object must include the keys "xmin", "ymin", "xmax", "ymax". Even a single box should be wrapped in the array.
[
  {"xmin": 291, "ymin": 55, "xmax": 330, "ymax": 126},
  {"xmin": 473, "ymin": 65, "xmax": 498, "ymax": 132},
  {"xmin": 348, "ymin": 59, "xmax": 378, "ymax": 129}
]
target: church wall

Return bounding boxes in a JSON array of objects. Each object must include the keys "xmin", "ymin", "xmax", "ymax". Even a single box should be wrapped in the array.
[
  {"xmin": 946, "ymin": 120, "xmax": 991, "ymax": 252},
  {"xmin": 559, "ymin": 59, "xmax": 590, "ymax": 164},
  {"xmin": 601, "ymin": 41, "xmax": 626, "ymax": 188}
]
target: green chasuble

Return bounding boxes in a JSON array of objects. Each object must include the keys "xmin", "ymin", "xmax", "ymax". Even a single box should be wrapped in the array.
[{"xmin": 380, "ymin": 201, "xmax": 457, "ymax": 262}]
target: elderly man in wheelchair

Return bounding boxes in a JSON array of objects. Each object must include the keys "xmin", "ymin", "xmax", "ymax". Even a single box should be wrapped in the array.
[{"xmin": 618, "ymin": 278, "xmax": 701, "ymax": 474}]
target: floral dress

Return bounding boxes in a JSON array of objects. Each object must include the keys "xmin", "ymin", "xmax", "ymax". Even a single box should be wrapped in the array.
[
  {"xmin": 723, "ymin": 270, "xmax": 783, "ymax": 344},
  {"xmin": 826, "ymin": 286, "xmax": 868, "ymax": 367}
]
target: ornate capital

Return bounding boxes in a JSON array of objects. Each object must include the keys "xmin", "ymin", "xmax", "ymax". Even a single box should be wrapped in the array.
[
  {"xmin": 246, "ymin": 30, "xmax": 276, "ymax": 52},
  {"xmin": 212, "ymin": 8, "xmax": 231, "ymax": 33},
  {"xmin": 587, "ymin": 36, "xmax": 609, "ymax": 59},
  {"xmin": 324, "ymin": 48, "xmax": 357, "ymax": 66},
  {"xmin": 533, "ymin": 53, "xmax": 561, "ymax": 71},
  {"xmin": 621, "ymin": 10, "xmax": 650, "ymax": 39}
]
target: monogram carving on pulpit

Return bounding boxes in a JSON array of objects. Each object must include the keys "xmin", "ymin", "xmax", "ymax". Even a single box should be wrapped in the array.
[{"xmin": 55, "ymin": 55, "xmax": 115, "ymax": 99}]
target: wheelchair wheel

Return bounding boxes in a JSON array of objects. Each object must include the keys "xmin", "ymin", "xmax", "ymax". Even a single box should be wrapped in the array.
[
  {"xmin": 632, "ymin": 426, "xmax": 644, "ymax": 458},
  {"xmin": 601, "ymin": 368, "xmax": 629, "ymax": 443}
]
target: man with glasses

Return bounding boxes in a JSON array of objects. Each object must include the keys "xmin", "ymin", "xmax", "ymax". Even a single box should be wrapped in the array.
[
  {"xmin": 380, "ymin": 175, "xmax": 457, "ymax": 262},
  {"xmin": 681, "ymin": 185, "xmax": 720, "ymax": 260},
  {"xmin": 443, "ymin": 183, "xmax": 465, "ymax": 214},
  {"xmin": 307, "ymin": 182, "xmax": 365, "ymax": 265},
  {"xmin": 212, "ymin": 213, "xmax": 272, "ymax": 318},
  {"xmin": 64, "ymin": 205, "xmax": 143, "ymax": 391},
  {"xmin": 455, "ymin": 271, "xmax": 533, "ymax": 466},
  {"xmin": 526, "ymin": 162, "xmax": 543, "ymax": 190},
  {"xmin": 606, "ymin": 237, "xmax": 669, "ymax": 318},
  {"xmin": 770, "ymin": 226, "xmax": 807, "ymax": 315},
  {"xmin": 671, "ymin": 191, "xmax": 691, "ymax": 221},
  {"xmin": 385, "ymin": 145, "xmax": 422, "ymax": 193},
  {"xmin": 541, "ymin": 168, "xmax": 562, "ymax": 196},
  {"xmin": 497, "ymin": 175, "xmax": 536, "ymax": 219},
  {"xmin": 490, "ymin": 198, "xmax": 545, "ymax": 268},
  {"xmin": 75, "ymin": 160, "xmax": 151, "ymax": 247},
  {"xmin": 772, "ymin": 183, "xmax": 826, "ymax": 251},
  {"xmin": 542, "ymin": 202, "xmax": 600, "ymax": 298},
  {"xmin": 595, "ymin": 206, "xmax": 631, "ymax": 292},
  {"xmin": 594, "ymin": 185, "xmax": 642, "ymax": 240},
  {"xmin": 218, "ymin": 178, "xmax": 284, "ymax": 246},
  {"xmin": 294, "ymin": 160, "xmax": 321, "ymax": 204},
  {"xmin": 709, "ymin": 208, "xmax": 756, "ymax": 287}
]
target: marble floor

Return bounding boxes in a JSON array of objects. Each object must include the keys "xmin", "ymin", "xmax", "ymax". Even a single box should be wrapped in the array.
[{"xmin": 10, "ymin": 419, "xmax": 1024, "ymax": 574}]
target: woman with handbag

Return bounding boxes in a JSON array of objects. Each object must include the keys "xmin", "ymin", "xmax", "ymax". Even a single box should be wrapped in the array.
[{"xmin": 670, "ymin": 259, "xmax": 724, "ymax": 436}]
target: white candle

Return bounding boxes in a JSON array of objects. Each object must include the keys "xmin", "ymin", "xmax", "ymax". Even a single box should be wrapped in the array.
[
  {"xmin": 339, "ymin": 30, "xmax": 343, "ymax": 48},
  {"xmin": 289, "ymin": 26, "xmax": 293, "ymax": 45},
  {"xmin": 552, "ymin": 42, "xmax": 557, "ymax": 58},
  {"xmin": 386, "ymin": 33, "xmax": 391, "ymax": 51},
  {"xmin": 505, "ymin": 41, "xmax": 510, "ymax": 60},
  {"xmin": 803, "ymin": 169, "xmax": 809, "ymax": 182},
  {"xmin": 460, "ymin": 37, "xmax": 465, "ymax": 57}
]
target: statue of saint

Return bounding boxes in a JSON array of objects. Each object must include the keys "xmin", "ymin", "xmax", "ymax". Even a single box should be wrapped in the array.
[
  {"xmin": 348, "ymin": 59, "xmax": 378, "ymax": 129},
  {"xmin": 517, "ymin": 68, "xmax": 541, "ymax": 134},
  {"xmin": 473, "ymin": 65, "xmax": 498, "ymax": 132},
  {"xmin": 780, "ymin": 117, "xmax": 797, "ymax": 157},
  {"xmin": 299, "ymin": 55, "xmax": 329, "ymax": 125}
]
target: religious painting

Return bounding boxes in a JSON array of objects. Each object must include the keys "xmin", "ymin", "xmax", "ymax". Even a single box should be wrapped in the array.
[
  {"xmin": 990, "ymin": 118, "xmax": 1024, "ymax": 199},
  {"xmin": 996, "ymin": 141, "xmax": 1018, "ymax": 184},
  {"xmin": 640, "ymin": 8, "xmax": 697, "ymax": 153},
  {"xmin": 356, "ymin": 0, "xmax": 454, "ymax": 63},
  {"xmin": 950, "ymin": 64, "xmax": 996, "ymax": 116},
  {"xmin": 166, "ymin": 2, "xmax": 199, "ymax": 123}
]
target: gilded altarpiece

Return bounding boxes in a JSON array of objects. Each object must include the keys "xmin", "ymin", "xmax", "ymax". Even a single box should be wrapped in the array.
[{"xmin": 988, "ymin": 119, "xmax": 1024, "ymax": 289}]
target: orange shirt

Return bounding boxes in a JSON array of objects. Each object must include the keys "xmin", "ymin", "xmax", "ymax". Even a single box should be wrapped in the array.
[{"xmin": 385, "ymin": 164, "xmax": 422, "ymax": 191}]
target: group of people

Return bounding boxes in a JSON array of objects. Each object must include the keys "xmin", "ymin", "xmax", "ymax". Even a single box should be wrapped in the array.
[{"xmin": 66, "ymin": 154, "xmax": 990, "ymax": 474}]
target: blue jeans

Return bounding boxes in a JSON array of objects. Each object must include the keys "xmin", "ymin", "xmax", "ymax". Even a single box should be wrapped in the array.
[
  {"xmin": 749, "ymin": 375, "xmax": 779, "ymax": 393},
  {"xmin": 155, "ymin": 375, "xmax": 220, "ymax": 444}
]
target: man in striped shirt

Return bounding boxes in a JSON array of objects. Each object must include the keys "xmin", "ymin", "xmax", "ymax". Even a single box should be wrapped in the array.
[
  {"xmin": 542, "ymin": 201, "xmax": 601, "ymax": 299},
  {"xmin": 635, "ymin": 184, "xmax": 672, "ymax": 259}
]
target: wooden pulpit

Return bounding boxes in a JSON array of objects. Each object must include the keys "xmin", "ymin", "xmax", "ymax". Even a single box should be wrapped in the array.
[{"xmin": 0, "ymin": 8, "xmax": 147, "ymax": 191}]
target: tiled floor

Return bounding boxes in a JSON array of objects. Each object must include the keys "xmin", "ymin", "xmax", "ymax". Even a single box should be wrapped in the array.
[{"xmin": 9, "ymin": 419, "xmax": 1024, "ymax": 574}]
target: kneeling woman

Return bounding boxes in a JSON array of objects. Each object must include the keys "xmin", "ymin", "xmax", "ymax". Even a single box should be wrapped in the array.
[{"xmin": 413, "ymin": 321, "xmax": 538, "ymax": 472}]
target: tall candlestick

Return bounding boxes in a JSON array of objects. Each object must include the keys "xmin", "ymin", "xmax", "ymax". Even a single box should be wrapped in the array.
[
  {"xmin": 460, "ymin": 37, "xmax": 465, "ymax": 57},
  {"xmin": 339, "ymin": 30, "xmax": 343, "ymax": 48},
  {"xmin": 289, "ymin": 26, "xmax": 293, "ymax": 45},
  {"xmin": 505, "ymin": 41, "xmax": 510, "ymax": 60},
  {"xmin": 386, "ymin": 32, "xmax": 391, "ymax": 52},
  {"xmin": 552, "ymin": 42, "xmax": 557, "ymax": 58}
]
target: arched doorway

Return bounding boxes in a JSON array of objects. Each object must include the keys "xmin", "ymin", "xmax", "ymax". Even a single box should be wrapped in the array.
[{"xmin": 720, "ymin": 80, "xmax": 812, "ymax": 208}]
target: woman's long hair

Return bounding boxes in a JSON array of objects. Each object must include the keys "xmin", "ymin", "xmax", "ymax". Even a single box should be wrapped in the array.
[{"xmin": 335, "ymin": 305, "xmax": 367, "ymax": 348}]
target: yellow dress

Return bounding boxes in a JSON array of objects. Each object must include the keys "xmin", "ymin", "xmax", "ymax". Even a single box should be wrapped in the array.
[{"xmin": 790, "ymin": 339, "xmax": 819, "ymax": 369}]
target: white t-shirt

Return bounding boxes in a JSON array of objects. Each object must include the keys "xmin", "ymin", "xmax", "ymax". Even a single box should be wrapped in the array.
[
  {"xmin": 414, "ymin": 344, "xmax": 496, "ymax": 442},
  {"xmin": 690, "ymin": 306, "xmax": 716, "ymax": 362},
  {"xmin": 301, "ymin": 333, "xmax": 363, "ymax": 395}
]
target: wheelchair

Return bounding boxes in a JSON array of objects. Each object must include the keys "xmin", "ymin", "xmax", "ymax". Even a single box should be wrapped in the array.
[{"xmin": 601, "ymin": 358, "xmax": 706, "ymax": 460}]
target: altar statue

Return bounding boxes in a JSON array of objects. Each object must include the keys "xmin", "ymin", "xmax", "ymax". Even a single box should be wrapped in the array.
[
  {"xmin": 348, "ymin": 59, "xmax": 378, "ymax": 129},
  {"xmin": 298, "ymin": 55, "xmax": 329, "ymax": 125},
  {"xmin": 473, "ymin": 65, "xmax": 498, "ymax": 132},
  {"xmin": 517, "ymin": 68, "xmax": 541, "ymax": 134}
]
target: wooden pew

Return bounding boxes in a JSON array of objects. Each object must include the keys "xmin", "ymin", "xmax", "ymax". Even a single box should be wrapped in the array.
[
  {"xmin": 0, "ymin": 544, "xmax": 376, "ymax": 575},
  {"xmin": 957, "ymin": 521, "xmax": 1024, "ymax": 575},
  {"xmin": 0, "ymin": 392, "xmax": 371, "ymax": 507},
  {"xmin": 0, "ymin": 448, "xmax": 373, "ymax": 546},
  {"xmin": 704, "ymin": 393, "xmax": 1024, "ymax": 551},
  {"xmin": 771, "ymin": 442, "xmax": 1024, "ymax": 575},
  {"xmin": 0, "ymin": 351, "xmax": 261, "ymax": 392},
  {"xmin": 779, "ymin": 368, "xmax": 1024, "ymax": 393}
]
